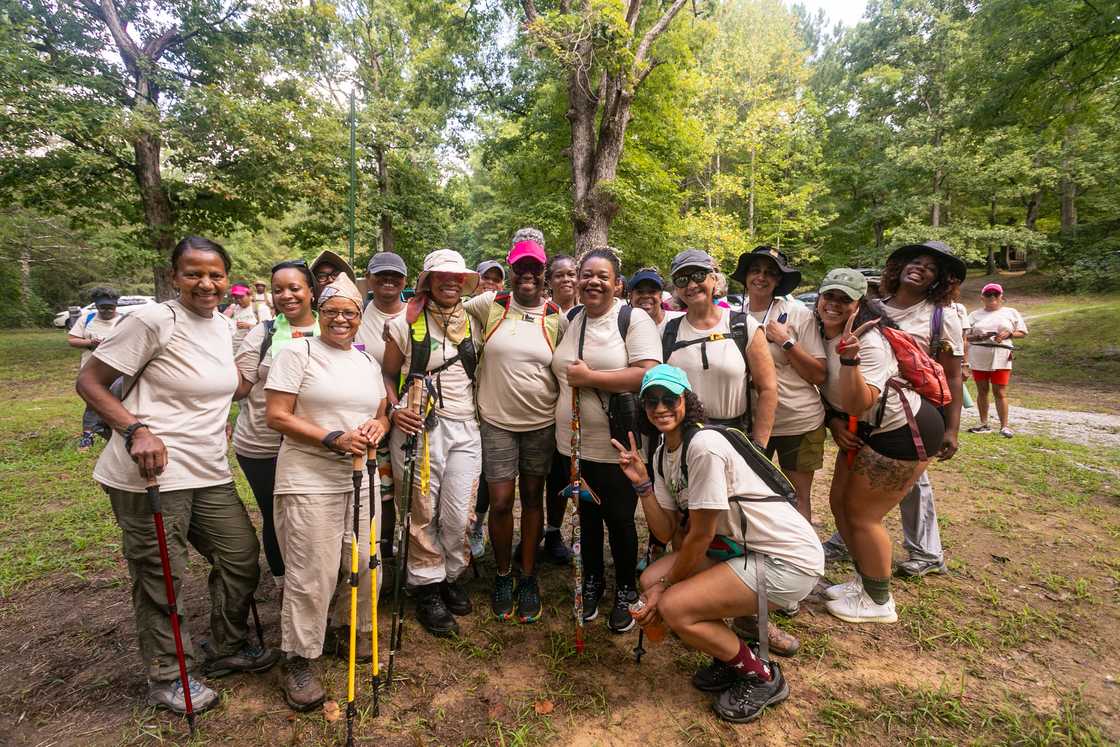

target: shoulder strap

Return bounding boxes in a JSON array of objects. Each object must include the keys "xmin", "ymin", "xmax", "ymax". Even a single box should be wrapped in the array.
[
  {"xmin": 120, "ymin": 303, "xmax": 178, "ymax": 402},
  {"xmin": 617, "ymin": 303, "xmax": 632, "ymax": 339},
  {"xmin": 661, "ymin": 315, "xmax": 685, "ymax": 362},
  {"xmin": 731, "ymin": 311, "xmax": 754, "ymax": 431},
  {"xmin": 258, "ymin": 319, "xmax": 277, "ymax": 360},
  {"xmin": 482, "ymin": 292, "xmax": 512, "ymax": 343},
  {"xmin": 566, "ymin": 305, "xmax": 583, "ymax": 322},
  {"xmin": 930, "ymin": 304, "xmax": 944, "ymax": 357},
  {"xmin": 407, "ymin": 310, "xmax": 432, "ymax": 383},
  {"xmin": 84, "ymin": 311, "xmax": 97, "ymax": 326}
]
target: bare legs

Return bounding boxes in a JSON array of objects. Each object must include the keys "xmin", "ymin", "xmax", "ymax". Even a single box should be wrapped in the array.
[{"xmin": 487, "ymin": 475, "xmax": 544, "ymax": 576}]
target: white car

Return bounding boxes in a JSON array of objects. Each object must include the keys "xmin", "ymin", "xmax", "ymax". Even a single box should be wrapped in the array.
[{"xmin": 55, "ymin": 295, "xmax": 156, "ymax": 330}]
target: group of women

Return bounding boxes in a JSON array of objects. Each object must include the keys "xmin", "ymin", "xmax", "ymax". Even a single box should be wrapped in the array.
[{"xmin": 77, "ymin": 230, "xmax": 1021, "ymax": 726}]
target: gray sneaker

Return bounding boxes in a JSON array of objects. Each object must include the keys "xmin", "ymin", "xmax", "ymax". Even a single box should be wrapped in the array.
[
  {"xmin": 147, "ymin": 676, "xmax": 218, "ymax": 715},
  {"xmin": 469, "ymin": 516, "xmax": 486, "ymax": 559},
  {"xmin": 895, "ymin": 558, "xmax": 947, "ymax": 578}
]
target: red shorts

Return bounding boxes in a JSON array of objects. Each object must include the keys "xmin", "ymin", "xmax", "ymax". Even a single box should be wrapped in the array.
[{"xmin": 972, "ymin": 368, "xmax": 1011, "ymax": 385}]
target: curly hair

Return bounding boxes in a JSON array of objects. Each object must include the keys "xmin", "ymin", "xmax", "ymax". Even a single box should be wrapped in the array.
[
  {"xmin": 636, "ymin": 389, "xmax": 707, "ymax": 445},
  {"xmin": 878, "ymin": 255, "xmax": 953, "ymax": 306}
]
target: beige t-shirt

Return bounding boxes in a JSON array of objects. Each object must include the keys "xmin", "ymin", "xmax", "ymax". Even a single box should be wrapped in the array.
[
  {"xmin": 747, "ymin": 298, "xmax": 826, "ymax": 437},
  {"xmin": 266, "ymin": 337, "xmax": 386, "ymax": 494},
  {"xmin": 386, "ymin": 305, "xmax": 479, "ymax": 421},
  {"xmin": 822, "ymin": 327, "xmax": 921, "ymax": 435},
  {"xmin": 553, "ymin": 300, "xmax": 662, "ymax": 463},
  {"xmin": 354, "ymin": 302, "xmax": 405, "ymax": 367},
  {"xmin": 967, "ymin": 307, "xmax": 1027, "ymax": 371},
  {"xmin": 228, "ymin": 303, "xmax": 271, "ymax": 352},
  {"xmin": 70, "ymin": 312, "xmax": 122, "ymax": 368},
  {"xmin": 880, "ymin": 298, "xmax": 964, "ymax": 357},
  {"xmin": 655, "ymin": 309, "xmax": 684, "ymax": 335},
  {"xmin": 665, "ymin": 307, "xmax": 760, "ymax": 421},
  {"xmin": 653, "ymin": 430, "xmax": 824, "ymax": 576},
  {"xmin": 92, "ymin": 300, "xmax": 240, "ymax": 492},
  {"xmin": 232, "ymin": 320, "xmax": 318, "ymax": 458}
]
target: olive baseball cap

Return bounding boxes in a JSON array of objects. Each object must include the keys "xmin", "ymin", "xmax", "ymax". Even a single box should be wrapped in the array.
[
  {"xmin": 640, "ymin": 364, "xmax": 693, "ymax": 396},
  {"xmin": 819, "ymin": 268, "xmax": 868, "ymax": 300}
]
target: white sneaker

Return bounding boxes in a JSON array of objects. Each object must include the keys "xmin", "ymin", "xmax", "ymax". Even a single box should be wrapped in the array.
[
  {"xmin": 825, "ymin": 589, "xmax": 897, "ymax": 624},
  {"xmin": 823, "ymin": 578, "xmax": 862, "ymax": 601}
]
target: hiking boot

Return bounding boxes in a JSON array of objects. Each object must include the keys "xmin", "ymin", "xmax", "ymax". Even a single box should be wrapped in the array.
[
  {"xmin": 78, "ymin": 432, "xmax": 95, "ymax": 451},
  {"xmin": 999, "ymin": 427, "xmax": 1014, "ymax": 438},
  {"xmin": 203, "ymin": 643, "xmax": 281, "ymax": 678},
  {"xmin": 823, "ymin": 577, "xmax": 863, "ymax": 600},
  {"xmin": 491, "ymin": 573, "xmax": 515, "ymax": 620},
  {"xmin": 469, "ymin": 516, "xmax": 486, "ymax": 559},
  {"xmin": 895, "ymin": 558, "xmax": 946, "ymax": 578},
  {"xmin": 825, "ymin": 589, "xmax": 898, "ymax": 624},
  {"xmin": 821, "ymin": 537, "xmax": 849, "ymax": 564},
  {"xmin": 282, "ymin": 655, "xmax": 325, "ymax": 712},
  {"xmin": 147, "ymin": 676, "xmax": 218, "ymax": 714},
  {"xmin": 336, "ymin": 627, "xmax": 373, "ymax": 663},
  {"xmin": 542, "ymin": 529, "xmax": 571, "ymax": 565},
  {"xmin": 968, "ymin": 423, "xmax": 991, "ymax": 434},
  {"xmin": 608, "ymin": 588, "xmax": 638, "ymax": 633},
  {"xmin": 515, "ymin": 575, "xmax": 542, "ymax": 623},
  {"xmin": 416, "ymin": 584, "xmax": 459, "ymax": 637},
  {"xmin": 730, "ymin": 616, "xmax": 801, "ymax": 657},
  {"xmin": 712, "ymin": 661, "xmax": 789, "ymax": 724},
  {"xmin": 692, "ymin": 657, "xmax": 739, "ymax": 692},
  {"xmin": 440, "ymin": 579, "xmax": 472, "ymax": 616},
  {"xmin": 581, "ymin": 576, "xmax": 604, "ymax": 623}
]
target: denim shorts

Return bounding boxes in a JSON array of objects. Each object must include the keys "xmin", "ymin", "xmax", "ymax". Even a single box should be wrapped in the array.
[{"xmin": 480, "ymin": 420, "xmax": 556, "ymax": 482}]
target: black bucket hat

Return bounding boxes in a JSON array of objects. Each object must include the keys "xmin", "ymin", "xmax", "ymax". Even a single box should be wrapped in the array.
[
  {"xmin": 888, "ymin": 240, "xmax": 967, "ymax": 281},
  {"xmin": 731, "ymin": 245, "xmax": 802, "ymax": 298}
]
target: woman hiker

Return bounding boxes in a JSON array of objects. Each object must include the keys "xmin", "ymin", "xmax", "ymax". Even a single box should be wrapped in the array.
[
  {"xmin": 265, "ymin": 273, "xmax": 389, "ymax": 710},
  {"xmin": 69, "ymin": 286, "xmax": 123, "ymax": 449},
  {"xmin": 76, "ymin": 236, "xmax": 279, "ymax": 715},
  {"xmin": 967, "ymin": 282, "xmax": 1028, "ymax": 437},
  {"xmin": 226, "ymin": 283, "xmax": 272, "ymax": 353},
  {"xmin": 628, "ymin": 267, "xmax": 683, "ymax": 334},
  {"xmin": 614, "ymin": 364, "xmax": 823, "ymax": 724},
  {"xmin": 817, "ymin": 269, "xmax": 945, "ymax": 623}
]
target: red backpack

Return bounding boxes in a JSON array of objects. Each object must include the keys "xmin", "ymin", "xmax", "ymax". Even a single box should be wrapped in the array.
[{"xmin": 878, "ymin": 325, "xmax": 952, "ymax": 406}]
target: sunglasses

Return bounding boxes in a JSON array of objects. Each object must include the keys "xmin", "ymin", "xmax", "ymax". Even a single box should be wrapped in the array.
[
  {"xmin": 511, "ymin": 259, "xmax": 545, "ymax": 275},
  {"xmin": 642, "ymin": 392, "xmax": 681, "ymax": 410},
  {"xmin": 672, "ymin": 269, "xmax": 711, "ymax": 288},
  {"xmin": 981, "ymin": 291, "xmax": 1001, "ymax": 297},
  {"xmin": 320, "ymin": 308, "xmax": 359, "ymax": 321}
]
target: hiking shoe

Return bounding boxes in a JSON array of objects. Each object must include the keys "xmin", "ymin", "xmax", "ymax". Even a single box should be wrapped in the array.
[
  {"xmin": 608, "ymin": 588, "xmax": 638, "ymax": 633},
  {"xmin": 78, "ymin": 432, "xmax": 95, "ymax": 451},
  {"xmin": 729, "ymin": 617, "xmax": 801, "ymax": 657},
  {"xmin": 581, "ymin": 576, "xmax": 604, "ymax": 623},
  {"xmin": 203, "ymin": 643, "xmax": 281, "ymax": 678},
  {"xmin": 416, "ymin": 584, "xmax": 459, "ymax": 637},
  {"xmin": 825, "ymin": 589, "xmax": 898, "ymax": 624},
  {"xmin": 281, "ymin": 655, "xmax": 325, "ymax": 712},
  {"xmin": 999, "ymin": 427, "xmax": 1014, "ymax": 438},
  {"xmin": 823, "ymin": 577, "xmax": 863, "ymax": 600},
  {"xmin": 968, "ymin": 423, "xmax": 991, "ymax": 434},
  {"xmin": 692, "ymin": 657, "xmax": 739, "ymax": 692},
  {"xmin": 821, "ymin": 538, "xmax": 849, "ymax": 564},
  {"xmin": 148, "ymin": 676, "xmax": 219, "ymax": 715},
  {"xmin": 895, "ymin": 558, "xmax": 946, "ymax": 578},
  {"xmin": 469, "ymin": 516, "xmax": 486, "ymax": 559},
  {"xmin": 542, "ymin": 530, "xmax": 572, "ymax": 565},
  {"xmin": 515, "ymin": 575, "xmax": 542, "ymax": 623},
  {"xmin": 491, "ymin": 573, "xmax": 515, "ymax": 620},
  {"xmin": 336, "ymin": 627, "xmax": 372, "ymax": 663},
  {"xmin": 440, "ymin": 579, "xmax": 472, "ymax": 616},
  {"xmin": 712, "ymin": 662, "xmax": 789, "ymax": 724}
]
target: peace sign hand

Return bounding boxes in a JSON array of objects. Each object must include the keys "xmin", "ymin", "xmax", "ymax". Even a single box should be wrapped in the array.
[
  {"xmin": 610, "ymin": 431, "xmax": 650, "ymax": 486},
  {"xmin": 836, "ymin": 313, "xmax": 880, "ymax": 360}
]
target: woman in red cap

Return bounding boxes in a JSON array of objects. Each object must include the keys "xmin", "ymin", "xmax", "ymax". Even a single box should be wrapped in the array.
[{"xmin": 967, "ymin": 283, "xmax": 1028, "ymax": 437}]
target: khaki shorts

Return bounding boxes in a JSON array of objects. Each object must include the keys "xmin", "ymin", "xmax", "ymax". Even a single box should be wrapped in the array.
[
  {"xmin": 765, "ymin": 425, "xmax": 826, "ymax": 472},
  {"xmin": 480, "ymin": 421, "xmax": 555, "ymax": 482},
  {"xmin": 727, "ymin": 552, "xmax": 818, "ymax": 610}
]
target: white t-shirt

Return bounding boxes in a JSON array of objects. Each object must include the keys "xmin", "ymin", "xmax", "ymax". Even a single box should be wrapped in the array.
[
  {"xmin": 385, "ymin": 305, "xmax": 479, "ymax": 421},
  {"xmin": 92, "ymin": 300, "xmax": 240, "ymax": 492},
  {"xmin": 951, "ymin": 302, "xmax": 970, "ymax": 333},
  {"xmin": 232, "ymin": 320, "xmax": 317, "ymax": 458},
  {"xmin": 228, "ymin": 303, "xmax": 271, "ymax": 352},
  {"xmin": 655, "ymin": 309, "xmax": 684, "ymax": 335},
  {"xmin": 665, "ymin": 307, "xmax": 759, "ymax": 421},
  {"xmin": 69, "ymin": 312, "xmax": 122, "ymax": 368},
  {"xmin": 553, "ymin": 300, "xmax": 662, "ymax": 463},
  {"xmin": 653, "ymin": 430, "xmax": 824, "ymax": 576},
  {"xmin": 967, "ymin": 307, "xmax": 1028, "ymax": 371},
  {"xmin": 880, "ymin": 298, "xmax": 964, "ymax": 357},
  {"xmin": 747, "ymin": 298, "xmax": 826, "ymax": 437},
  {"xmin": 822, "ymin": 327, "xmax": 922, "ymax": 435},
  {"xmin": 354, "ymin": 302, "xmax": 406, "ymax": 367},
  {"xmin": 266, "ymin": 337, "xmax": 386, "ymax": 494}
]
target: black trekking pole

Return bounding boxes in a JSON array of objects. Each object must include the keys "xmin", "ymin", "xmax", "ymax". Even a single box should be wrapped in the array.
[
  {"xmin": 249, "ymin": 598, "xmax": 265, "ymax": 648},
  {"xmin": 633, "ymin": 543, "xmax": 654, "ymax": 665},
  {"xmin": 146, "ymin": 476, "xmax": 196, "ymax": 736}
]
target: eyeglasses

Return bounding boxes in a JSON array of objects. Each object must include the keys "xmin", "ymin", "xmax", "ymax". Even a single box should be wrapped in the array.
[
  {"xmin": 672, "ymin": 269, "xmax": 711, "ymax": 288},
  {"xmin": 642, "ymin": 392, "xmax": 681, "ymax": 410},
  {"xmin": 271, "ymin": 259, "xmax": 308, "ymax": 274},
  {"xmin": 320, "ymin": 308, "xmax": 359, "ymax": 321},
  {"xmin": 315, "ymin": 269, "xmax": 341, "ymax": 284}
]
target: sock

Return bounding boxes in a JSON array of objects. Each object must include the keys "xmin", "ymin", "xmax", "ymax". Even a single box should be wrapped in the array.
[
  {"xmin": 860, "ymin": 573, "xmax": 891, "ymax": 605},
  {"xmin": 723, "ymin": 639, "xmax": 771, "ymax": 682}
]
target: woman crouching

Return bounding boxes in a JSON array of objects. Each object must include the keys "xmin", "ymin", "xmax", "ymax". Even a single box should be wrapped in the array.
[{"xmin": 612, "ymin": 364, "xmax": 823, "ymax": 724}]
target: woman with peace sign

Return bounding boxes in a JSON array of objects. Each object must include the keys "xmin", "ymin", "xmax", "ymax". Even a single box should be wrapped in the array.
[{"xmin": 816, "ymin": 269, "xmax": 945, "ymax": 625}]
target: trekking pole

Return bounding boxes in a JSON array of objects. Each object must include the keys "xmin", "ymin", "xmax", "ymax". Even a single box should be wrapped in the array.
[
  {"xmin": 249, "ymin": 598, "xmax": 265, "ymax": 648},
  {"xmin": 569, "ymin": 386, "xmax": 585, "ymax": 655},
  {"xmin": 365, "ymin": 446, "xmax": 380, "ymax": 716},
  {"xmin": 845, "ymin": 415, "xmax": 858, "ymax": 468},
  {"xmin": 633, "ymin": 543, "xmax": 653, "ymax": 664},
  {"xmin": 346, "ymin": 452, "xmax": 363, "ymax": 747},
  {"xmin": 146, "ymin": 476, "xmax": 196, "ymax": 736}
]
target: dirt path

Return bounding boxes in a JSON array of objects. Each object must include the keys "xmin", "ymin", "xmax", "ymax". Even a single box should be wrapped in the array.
[{"xmin": 961, "ymin": 405, "xmax": 1120, "ymax": 447}]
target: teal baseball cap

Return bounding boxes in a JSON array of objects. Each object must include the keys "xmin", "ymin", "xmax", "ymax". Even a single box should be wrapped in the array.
[{"xmin": 640, "ymin": 364, "xmax": 693, "ymax": 396}]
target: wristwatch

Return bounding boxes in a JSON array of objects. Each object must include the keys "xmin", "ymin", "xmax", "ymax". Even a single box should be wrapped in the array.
[{"xmin": 781, "ymin": 339, "xmax": 795, "ymax": 351}]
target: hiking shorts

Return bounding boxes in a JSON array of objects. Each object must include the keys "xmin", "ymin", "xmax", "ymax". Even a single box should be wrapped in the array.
[
  {"xmin": 972, "ymin": 368, "xmax": 1011, "ymax": 386},
  {"xmin": 727, "ymin": 552, "xmax": 818, "ymax": 610},
  {"xmin": 480, "ymin": 421, "xmax": 556, "ymax": 482},
  {"xmin": 865, "ymin": 399, "xmax": 945, "ymax": 461},
  {"xmin": 764, "ymin": 425, "xmax": 826, "ymax": 472}
]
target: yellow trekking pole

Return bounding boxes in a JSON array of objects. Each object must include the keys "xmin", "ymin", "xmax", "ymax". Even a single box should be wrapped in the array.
[
  {"xmin": 365, "ymin": 446, "xmax": 380, "ymax": 716},
  {"xmin": 346, "ymin": 452, "xmax": 363, "ymax": 746}
]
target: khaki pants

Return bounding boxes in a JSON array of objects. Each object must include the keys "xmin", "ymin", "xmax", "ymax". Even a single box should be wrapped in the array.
[
  {"xmin": 106, "ymin": 482, "xmax": 260, "ymax": 682},
  {"xmin": 274, "ymin": 483, "xmax": 382, "ymax": 659}
]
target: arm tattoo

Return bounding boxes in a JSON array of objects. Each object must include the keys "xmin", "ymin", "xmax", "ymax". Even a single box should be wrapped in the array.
[{"xmin": 852, "ymin": 447, "xmax": 916, "ymax": 492}]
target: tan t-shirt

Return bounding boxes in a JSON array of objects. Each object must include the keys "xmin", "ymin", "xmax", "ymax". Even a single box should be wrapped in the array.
[
  {"xmin": 266, "ymin": 337, "xmax": 386, "ymax": 494},
  {"xmin": 232, "ymin": 320, "xmax": 317, "ymax": 458},
  {"xmin": 70, "ymin": 312, "xmax": 122, "ymax": 368},
  {"xmin": 655, "ymin": 309, "xmax": 684, "ymax": 335},
  {"xmin": 747, "ymin": 298, "xmax": 826, "ymax": 437},
  {"xmin": 967, "ymin": 307, "xmax": 1027, "ymax": 371},
  {"xmin": 354, "ymin": 302, "xmax": 405, "ymax": 367},
  {"xmin": 665, "ymin": 307, "xmax": 760, "ymax": 421},
  {"xmin": 653, "ymin": 430, "xmax": 824, "ymax": 576},
  {"xmin": 880, "ymin": 298, "xmax": 964, "ymax": 357},
  {"xmin": 228, "ymin": 303, "xmax": 271, "ymax": 352},
  {"xmin": 92, "ymin": 300, "xmax": 240, "ymax": 492},
  {"xmin": 822, "ymin": 327, "xmax": 921, "ymax": 435},
  {"xmin": 553, "ymin": 300, "xmax": 662, "ymax": 463},
  {"xmin": 386, "ymin": 305, "xmax": 479, "ymax": 421}
]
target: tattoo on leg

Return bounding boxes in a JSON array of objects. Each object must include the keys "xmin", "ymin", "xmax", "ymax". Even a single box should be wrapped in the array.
[{"xmin": 852, "ymin": 449, "xmax": 914, "ymax": 492}]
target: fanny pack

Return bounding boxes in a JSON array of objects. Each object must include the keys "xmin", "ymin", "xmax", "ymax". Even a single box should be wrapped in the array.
[{"xmin": 706, "ymin": 534, "xmax": 746, "ymax": 561}]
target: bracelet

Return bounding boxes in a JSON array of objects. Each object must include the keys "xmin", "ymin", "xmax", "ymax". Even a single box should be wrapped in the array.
[
  {"xmin": 633, "ymin": 479, "xmax": 653, "ymax": 495},
  {"xmin": 321, "ymin": 430, "xmax": 345, "ymax": 453},
  {"xmin": 657, "ymin": 575, "xmax": 672, "ymax": 590},
  {"xmin": 122, "ymin": 422, "xmax": 149, "ymax": 453},
  {"xmin": 840, "ymin": 356, "xmax": 861, "ymax": 366}
]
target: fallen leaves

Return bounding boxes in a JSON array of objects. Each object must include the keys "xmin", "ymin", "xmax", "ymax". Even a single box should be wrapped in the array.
[
  {"xmin": 323, "ymin": 700, "xmax": 341, "ymax": 722},
  {"xmin": 533, "ymin": 699, "xmax": 554, "ymax": 715}
]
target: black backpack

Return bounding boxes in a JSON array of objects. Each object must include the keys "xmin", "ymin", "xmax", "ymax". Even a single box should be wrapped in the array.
[
  {"xmin": 566, "ymin": 303, "xmax": 632, "ymax": 338},
  {"xmin": 661, "ymin": 311, "xmax": 754, "ymax": 429}
]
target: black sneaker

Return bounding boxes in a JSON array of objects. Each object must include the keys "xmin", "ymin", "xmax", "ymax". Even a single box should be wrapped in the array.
[
  {"xmin": 201, "ymin": 641, "xmax": 281, "ymax": 678},
  {"xmin": 542, "ymin": 530, "xmax": 572, "ymax": 565},
  {"xmin": 440, "ymin": 579, "xmax": 472, "ymax": 616},
  {"xmin": 692, "ymin": 657, "xmax": 739, "ymax": 692},
  {"xmin": 416, "ymin": 584, "xmax": 459, "ymax": 637},
  {"xmin": 712, "ymin": 661, "xmax": 789, "ymax": 724},
  {"xmin": 607, "ymin": 588, "xmax": 638, "ymax": 633},
  {"xmin": 581, "ymin": 576, "xmax": 604, "ymax": 622},
  {"xmin": 492, "ymin": 573, "xmax": 515, "ymax": 620},
  {"xmin": 515, "ymin": 575, "xmax": 542, "ymax": 623}
]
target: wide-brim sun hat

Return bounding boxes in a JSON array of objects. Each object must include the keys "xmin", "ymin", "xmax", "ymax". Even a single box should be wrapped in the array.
[
  {"xmin": 819, "ymin": 268, "xmax": 868, "ymax": 301},
  {"xmin": 640, "ymin": 364, "xmax": 693, "ymax": 396},
  {"xmin": 731, "ymin": 245, "xmax": 802, "ymax": 297},
  {"xmin": 419, "ymin": 249, "xmax": 480, "ymax": 295},
  {"xmin": 888, "ymin": 240, "xmax": 967, "ymax": 281},
  {"xmin": 310, "ymin": 249, "xmax": 357, "ymax": 285}
]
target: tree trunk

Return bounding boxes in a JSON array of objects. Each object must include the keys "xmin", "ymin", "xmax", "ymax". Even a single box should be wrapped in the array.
[
  {"xmin": 19, "ymin": 246, "xmax": 32, "ymax": 307},
  {"xmin": 376, "ymin": 144, "xmax": 394, "ymax": 254},
  {"xmin": 133, "ymin": 131, "xmax": 175, "ymax": 300},
  {"xmin": 748, "ymin": 146, "xmax": 756, "ymax": 240},
  {"xmin": 931, "ymin": 166, "xmax": 942, "ymax": 227},
  {"xmin": 986, "ymin": 196, "xmax": 997, "ymax": 274},
  {"xmin": 1060, "ymin": 177, "xmax": 1077, "ymax": 234},
  {"xmin": 1024, "ymin": 190, "xmax": 1041, "ymax": 230}
]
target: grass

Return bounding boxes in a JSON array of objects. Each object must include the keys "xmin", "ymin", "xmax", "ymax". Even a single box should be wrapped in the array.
[{"xmin": 1011, "ymin": 304, "xmax": 1120, "ymax": 391}]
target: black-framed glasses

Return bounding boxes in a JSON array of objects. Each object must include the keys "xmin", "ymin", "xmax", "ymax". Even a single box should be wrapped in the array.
[
  {"xmin": 672, "ymin": 269, "xmax": 711, "ymax": 288},
  {"xmin": 315, "ymin": 269, "xmax": 342, "ymax": 284},
  {"xmin": 271, "ymin": 259, "xmax": 308, "ymax": 274},
  {"xmin": 642, "ymin": 392, "xmax": 681, "ymax": 410},
  {"xmin": 320, "ymin": 308, "xmax": 359, "ymax": 321}
]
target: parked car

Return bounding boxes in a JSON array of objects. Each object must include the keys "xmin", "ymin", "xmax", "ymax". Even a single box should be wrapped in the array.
[
  {"xmin": 55, "ymin": 295, "xmax": 156, "ymax": 330},
  {"xmin": 795, "ymin": 291, "xmax": 819, "ymax": 307}
]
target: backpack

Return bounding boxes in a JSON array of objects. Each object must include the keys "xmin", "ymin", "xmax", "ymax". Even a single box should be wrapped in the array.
[
  {"xmin": 566, "ymin": 303, "xmax": 631, "ymax": 339},
  {"xmin": 661, "ymin": 311, "xmax": 755, "ymax": 428},
  {"xmin": 483, "ymin": 291, "xmax": 562, "ymax": 351},
  {"xmin": 403, "ymin": 308, "xmax": 477, "ymax": 394},
  {"xmin": 877, "ymin": 326, "xmax": 952, "ymax": 407}
]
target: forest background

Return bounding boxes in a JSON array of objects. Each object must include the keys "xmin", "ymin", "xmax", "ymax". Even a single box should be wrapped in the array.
[{"xmin": 2, "ymin": 0, "xmax": 1118, "ymax": 325}]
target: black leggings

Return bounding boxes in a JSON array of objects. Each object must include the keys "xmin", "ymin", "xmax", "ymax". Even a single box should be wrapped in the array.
[
  {"xmin": 864, "ymin": 400, "xmax": 945, "ymax": 461},
  {"xmin": 555, "ymin": 455, "xmax": 638, "ymax": 590},
  {"xmin": 545, "ymin": 449, "xmax": 569, "ymax": 528},
  {"xmin": 235, "ymin": 453, "xmax": 284, "ymax": 578}
]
